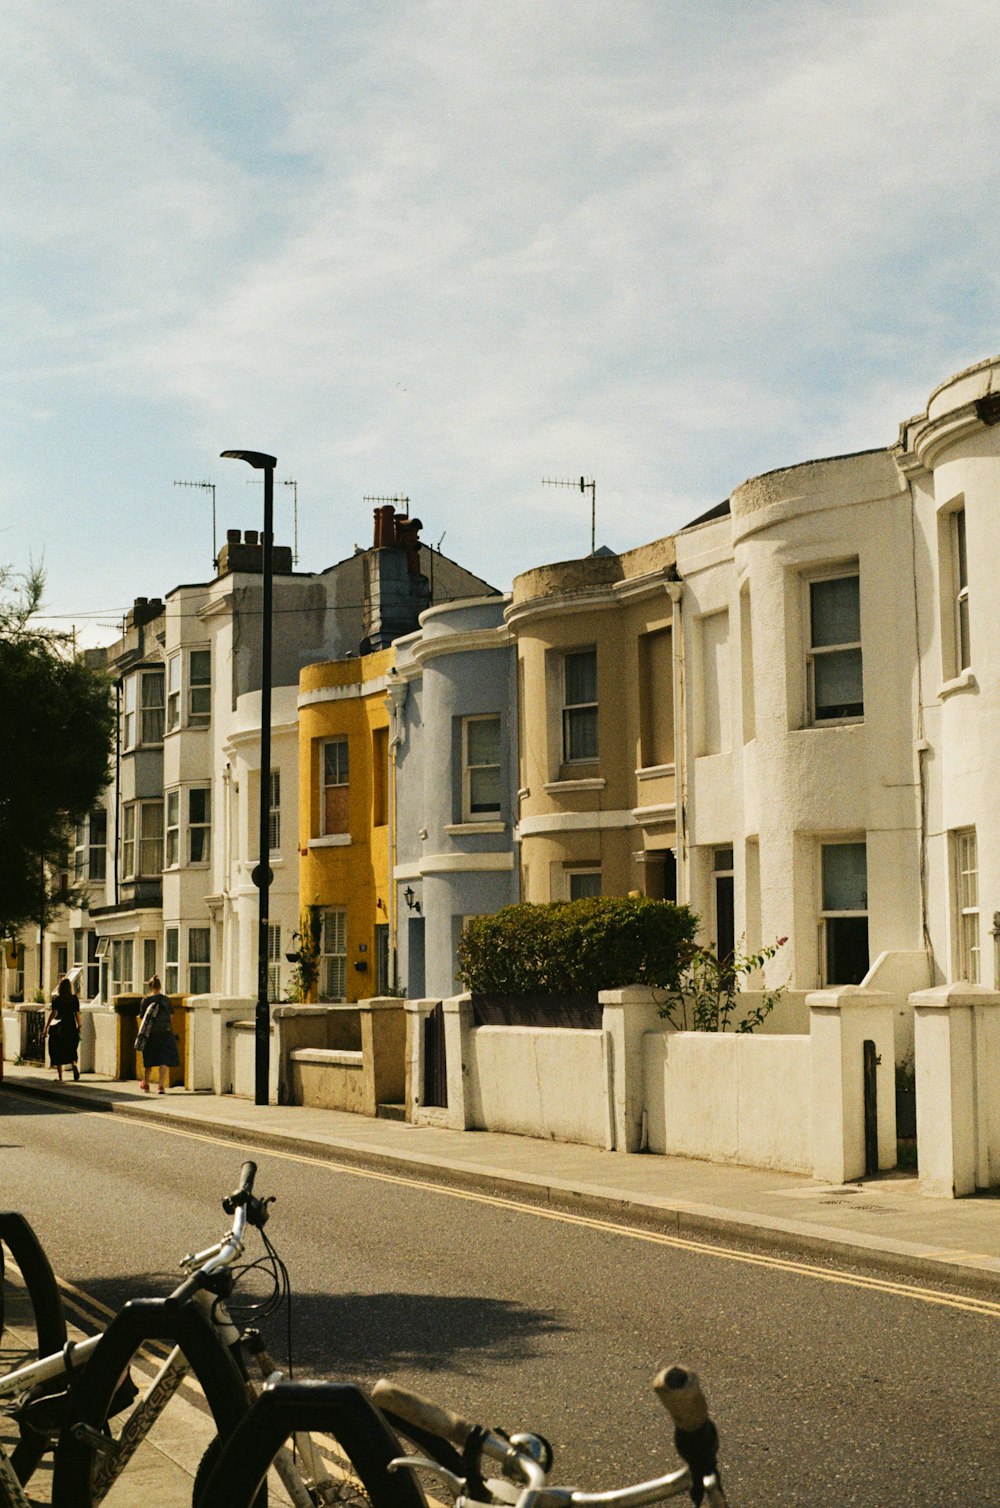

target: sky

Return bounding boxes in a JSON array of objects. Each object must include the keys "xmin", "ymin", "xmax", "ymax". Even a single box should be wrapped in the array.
[{"xmin": 4, "ymin": 0, "xmax": 1000, "ymax": 646}]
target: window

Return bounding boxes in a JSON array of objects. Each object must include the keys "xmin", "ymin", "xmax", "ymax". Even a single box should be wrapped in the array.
[
  {"xmin": 165, "ymin": 790, "xmax": 180, "ymax": 868},
  {"xmin": 952, "ymin": 509, "xmax": 970, "ymax": 674},
  {"xmin": 563, "ymin": 649, "xmax": 598, "ymax": 762},
  {"xmin": 806, "ymin": 572, "xmax": 862, "ymax": 722},
  {"xmin": 268, "ymin": 770, "xmax": 281, "ymax": 852},
  {"xmin": 267, "ymin": 923, "xmax": 281, "ymax": 1002},
  {"xmin": 698, "ymin": 611, "xmax": 730, "ymax": 756},
  {"xmin": 954, "ymin": 829, "xmax": 979, "ymax": 983},
  {"xmin": 121, "ymin": 805, "xmax": 136, "ymax": 879},
  {"xmin": 74, "ymin": 821, "xmax": 87, "ymax": 880},
  {"xmin": 188, "ymin": 649, "xmax": 211, "ymax": 725},
  {"xmin": 140, "ymin": 802, "xmax": 163, "ymax": 876},
  {"xmin": 89, "ymin": 810, "xmax": 107, "ymax": 881},
  {"xmin": 463, "ymin": 716, "xmax": 502, "ymax": 821},
  {"xmin": 143, "ymin": 938, "xmax": 157, "ymax": 984},
  {"xmin": 188, "ymin": 927, "xmax": 211, "ymax": 993},
  {"xmin": 188, "ymin": 787, "xmax": 211, "ymax": 864},
  {"xmin": 122, "ymin": 676, "xmax": 137, "ymax": 750},
  {"xmin": 318, "ymin": 908, "xmax": 347, "ymax": 1001},
  {"xmin": 820, "ymin": 841, "xmax": 869, "ymax": 985},
  {"xmin": 712, "ymin": 847, "xmax": 735, "ymax": 963},
  {"xmin": 638, "ymin": 628, "xmax": 673, "ymax": 767},
  {"xmin": 321, "ymin": 739, "xmax": 350, "ymax": 835},
  {"xmin": 372, "ymin": 729, "xmax": 389, "ymax": 828},
  {"xmin": 568, "ymin": 869, "xmax": 601, "ymax": 900},
  {"xmin": 73, "ymin": 930, "xmax": 99, "ymax": 1002},
  {"xmin": 165, "ymin": 928, "xmax": 179, "ymax": 994},
  {"xmin": 110, "ymin": 938, "xmax": 134, "ymax": 997},
  {"xmin": 140, "ymin": 670, "xmax": 165, "ymax": 744},
  {"xmin": 167, "ymin": 655, "xmax": 181, "ymax": 731}
]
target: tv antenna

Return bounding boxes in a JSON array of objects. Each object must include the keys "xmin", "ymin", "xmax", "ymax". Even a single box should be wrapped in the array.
[
  {"xmin": 244, "ymin": 477, "xmax": 300, "ymax": 564},
  {"xmin": 542, "ymin": 475, "xmax": 597, "ymax": 554},
  {"xmin": 174, "ymin": 481, "xmax": 217, "ymax": 569},
  {"xmin": 364, "ymin": 493, "xmax": 410, "ymax": 518}
]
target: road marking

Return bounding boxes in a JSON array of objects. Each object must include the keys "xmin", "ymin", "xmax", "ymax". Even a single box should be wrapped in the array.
[{"xmin": 68, "ymin": 1111, "xmax": 1000, "ymax": 1321}]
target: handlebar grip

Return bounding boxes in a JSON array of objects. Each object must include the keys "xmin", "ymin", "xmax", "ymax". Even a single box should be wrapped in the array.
[
  {"xmin": 372, "ymin": 1380, "xmax": 478, "ymax": 1452},
  {"xmin": 238, "ymin": 1161, "xmax": 257, "ymax": 1195},
  {"xmin": 653, "ymin": 1366, "xmax": 709, "ymax": 1433}
]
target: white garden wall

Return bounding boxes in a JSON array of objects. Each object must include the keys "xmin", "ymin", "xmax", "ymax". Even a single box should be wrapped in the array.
[
  {"xmin": 643, "ymin": 1030, "xmax": 812, "ymax": 1172},
  {"xmin": 465, "ymin": 1024, "xmax": 610, "ymax": 1146}
]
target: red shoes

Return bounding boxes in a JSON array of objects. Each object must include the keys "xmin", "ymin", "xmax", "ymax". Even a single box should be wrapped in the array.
[{"xmin": 139, "ymin": 1080, "xmax": 150, "ymax": 1093}]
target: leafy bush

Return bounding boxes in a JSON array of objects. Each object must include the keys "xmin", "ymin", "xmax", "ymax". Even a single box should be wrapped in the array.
[
  {"xmin": 457, "ymin": 897, "xmax": 697, "ymax": 996},
  {"xmin": 657, "ymin": 936, "xmax": 787, "ymax": 1033}
]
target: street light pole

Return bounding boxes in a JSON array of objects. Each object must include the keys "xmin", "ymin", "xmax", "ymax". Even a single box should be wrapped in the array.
[{"xmin": 221, "ymin": 449, "xmax": 277, "ymax": 1107}]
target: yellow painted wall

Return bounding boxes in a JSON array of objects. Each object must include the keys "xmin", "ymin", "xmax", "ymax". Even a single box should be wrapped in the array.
[{"xmin": 298, "ymin": 648, "xmax": 393, "ymax": 1000}]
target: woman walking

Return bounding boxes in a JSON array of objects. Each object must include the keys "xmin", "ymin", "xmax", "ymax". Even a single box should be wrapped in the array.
[
  {"xmin": 136, "ymin": 975, "xmax": 179, "ymax": 1094},
  {"xmin": 45, "ymin": 977, "xmax": 81, "ymax": 1082}
]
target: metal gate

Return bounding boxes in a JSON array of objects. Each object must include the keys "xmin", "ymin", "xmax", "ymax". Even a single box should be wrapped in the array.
[
  {"xmin": 24, "ymin": 1010, "xmax": 47, "ymax": 1064},
  {"xmin": 423, "ymin": 1002, "xmax": 447, "ymax": 1108}
]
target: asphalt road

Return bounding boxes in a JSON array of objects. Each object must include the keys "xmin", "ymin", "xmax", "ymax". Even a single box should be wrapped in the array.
[{"xmin": 2, "ymin": 1093, "xmax": 999, "ymax": 1505}]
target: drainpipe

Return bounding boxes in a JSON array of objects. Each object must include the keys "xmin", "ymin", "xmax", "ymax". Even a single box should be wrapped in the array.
[
  {"xmin": 385, "ymin": 671, "xmax": 408, "ymax": 989},
  {"xmin": 113, "ymin": 678, "xmax": 122, "ymax": 906},
  {"xmin": 667, "ymin": 580, "xmax": 686, "ymax": 903}
]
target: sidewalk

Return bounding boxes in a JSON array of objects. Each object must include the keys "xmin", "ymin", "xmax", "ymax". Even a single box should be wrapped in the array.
[{"xmin": 4, "ymin": 1061, "xmax": 1000, "ymax": 1292}]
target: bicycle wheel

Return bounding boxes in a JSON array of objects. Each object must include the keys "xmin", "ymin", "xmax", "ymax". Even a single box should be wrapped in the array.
[
  {"xmin": 195, "ymin": 1379, "xmax": 428, "ymax": 1508},
  {"xmin": 0, "ymin": 1212, "xmax": 68, "ymax": 1487},
  {"xmin": 51, "ymin": 1296, "xmax": 253, "ymax": 1508}
]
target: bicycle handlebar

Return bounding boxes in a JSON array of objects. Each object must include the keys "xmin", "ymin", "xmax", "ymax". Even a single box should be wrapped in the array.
[
  {"xmin": 653, "ymin": 1366, "xmax": 708, "ymax": 1433},
  {"xmin": 372, "ymin": 1380, "xmax": 478, "ymax": 1453}
]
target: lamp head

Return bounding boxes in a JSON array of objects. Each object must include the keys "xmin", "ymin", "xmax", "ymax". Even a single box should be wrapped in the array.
[{"xmin": 220, "ymin": 450, "xmax": 277, "ymax": 470}]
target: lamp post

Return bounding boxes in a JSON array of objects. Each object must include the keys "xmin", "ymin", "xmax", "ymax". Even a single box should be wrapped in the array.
[{"xmin": 221, "ymin": 449, "xmax": 276, "ymax": 1107}]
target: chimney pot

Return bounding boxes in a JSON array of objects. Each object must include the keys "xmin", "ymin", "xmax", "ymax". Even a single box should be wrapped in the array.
[
  {"xmin": 227, "ymin": 528, "xmax": 240, "ymax": 543},
  {"xmin": 245, "ymin": 529, "xmax": 259, "ymax": 545}
]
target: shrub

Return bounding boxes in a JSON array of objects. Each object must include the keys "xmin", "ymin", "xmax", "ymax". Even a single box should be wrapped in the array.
[
  {"xmin": 657, "ymin": 936, "xmax": 787, "ymax": 1033},
  {"xmin": 457, "ymin": 896, "xmax": 697, "ymax": 996}
]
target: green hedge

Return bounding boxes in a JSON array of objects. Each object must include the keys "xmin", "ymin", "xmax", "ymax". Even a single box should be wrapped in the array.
[{"xmin": 457, "ymin": 896, "xmax": 697, "ymax": 997}]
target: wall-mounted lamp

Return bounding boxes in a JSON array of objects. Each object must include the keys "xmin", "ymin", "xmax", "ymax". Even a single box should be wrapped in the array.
[{"xmin": 403, "ymin": 886, "xmax": 421, "ymax": 913}]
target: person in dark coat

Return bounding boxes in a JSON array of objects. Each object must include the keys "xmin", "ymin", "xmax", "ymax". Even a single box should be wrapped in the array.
[
  {"xmin": 45, "ymin": 977, "xmax": 81, "ymax": 1082},
  {"xmin": 136, "ymin": 975, "xmax": 179, "ymax": 1094}
]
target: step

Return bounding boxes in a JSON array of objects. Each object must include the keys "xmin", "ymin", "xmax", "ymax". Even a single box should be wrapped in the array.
[{"xmin": 376, "ymin": 1102, "xmax": 406, "ymax": 1121}]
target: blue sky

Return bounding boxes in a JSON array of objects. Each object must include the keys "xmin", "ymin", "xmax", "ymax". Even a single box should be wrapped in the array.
[{"xmin": 4, "ymin": 0, "xmax": 1000, "ymax": 644}]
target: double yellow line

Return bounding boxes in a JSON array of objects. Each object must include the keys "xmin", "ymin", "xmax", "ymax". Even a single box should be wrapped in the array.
[{"xmin": 111, "ymin": 1117, "xmax": 1000, "ymax": 1322}]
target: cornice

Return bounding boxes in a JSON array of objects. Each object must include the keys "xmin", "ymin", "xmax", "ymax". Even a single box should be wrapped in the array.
[
  {"xmin": 504, "ymin": 584, "xmax": 620, "ymax": 630},
  {"xmin": 298, "ymin": 675, "xmax": 388, "ymax": 709},
  {"xmin": 410, "ymin": 624, "xmax": 511, "ymax": 666}
]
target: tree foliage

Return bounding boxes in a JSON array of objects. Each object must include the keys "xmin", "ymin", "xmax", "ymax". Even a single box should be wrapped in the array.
[
  {"xmin": 657, "ymin": 936, "xmax": 788, "ymax": 1033},
  {"xmin": 457, "ymin": 896, "xmax": 698, "ymax": 996},
  {"xmin": 0, "ymin": 567, "xmax": 114, "ymax": 934}
]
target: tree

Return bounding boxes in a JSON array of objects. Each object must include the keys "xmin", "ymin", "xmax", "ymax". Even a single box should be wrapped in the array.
[{"xmin": 0, "ymin": 567, "xmax": 115, "ymax": 934}]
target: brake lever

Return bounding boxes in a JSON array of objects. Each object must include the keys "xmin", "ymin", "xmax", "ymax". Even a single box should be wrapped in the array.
[{"xmin": 389, "ymin": 1454, "xmax": 468, "ymax": 1496}]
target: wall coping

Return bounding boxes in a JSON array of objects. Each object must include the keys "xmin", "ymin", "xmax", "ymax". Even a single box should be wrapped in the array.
[
  {"xmin": 290, "ymin": 1047, "xmax": 364, "ymax": 1066},
  {"xmin": 807, "ymin": 986, "xmax": 895, "ymax": 1011},
  {"xmin": 910, "ymin": 983, "xmax": 1000, "ymax": 1010}
]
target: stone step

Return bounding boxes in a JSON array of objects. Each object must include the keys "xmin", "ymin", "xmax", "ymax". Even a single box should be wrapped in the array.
[{"xmin": 376, "ymin": 1102, "xmax": 406, "ymax": 1121}]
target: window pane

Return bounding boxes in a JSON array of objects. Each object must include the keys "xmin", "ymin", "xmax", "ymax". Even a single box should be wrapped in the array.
[
  {"xmin": 467, "ymin": 717, "xmax": 500, "ymax": 766},
  {"xmin": 810, "ymin": 576, "xmax": 860, "ymax": 647},
  {"xmin": 189, "ymin": 788, "xmax": 210, "ymax": 824},
  {"xmin": 822, "ymin": 843, "xmax": 867, "ymax": 911},
  {"xmin": 470, "ymin": 765, "xmax": 502, "ymax": 812},
  {"xmin": 813, "ymin": 648, "xmax": 863, "ymax": 719},
  {"xmin": 565, "ymin": 650, "xmax": 596, "ymax": 705},
  {"xmin": 190, "ymin": 650, "xmax": 210, "ymax": 684},
  {"xmin": 324, "ymin": 740, "xmax": 348, "ymax": 784},
  {"xmin": 826, "ymin": 916, "xmax": 870, "ymax": 985},
  {"xmin": 188, "ymin": 927, "xmax": 210, "ymax": 964},
  {"xmin": 565, "ymin": 705, "xmax": 598, "ymax": 761},
  {"xmin": 569, "ymin": 871, "xmax": 601, "ymax": 900}
]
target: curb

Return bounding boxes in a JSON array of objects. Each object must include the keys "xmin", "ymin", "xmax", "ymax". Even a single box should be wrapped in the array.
[{"xmin": 6, "ymin": 1078, "xmax": 1000, "ymax": 1299}]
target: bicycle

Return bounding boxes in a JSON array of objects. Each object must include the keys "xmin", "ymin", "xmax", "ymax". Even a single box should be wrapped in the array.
[
  {"xmin": 373, "ymin": 1368, "xmax": 727, "ymax": 1508},
  {"xmin": 0, "ymin": 1161, "xmax": 392, "ymax": 1508},
  {"xmin": 181, "ymin": 1363, "xmax": 727, "ymax": 1508}
]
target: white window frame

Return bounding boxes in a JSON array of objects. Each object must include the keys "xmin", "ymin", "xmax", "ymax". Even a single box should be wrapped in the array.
[
  {"xmin": 188, "ymin": 786, "xmax": 211, "ymax": 865},
  {"xmin": 139, "ymin": 801, "xmax": 163, "ymax": 876},
  {"xmin": 166, "ymin": 654, "xmax": 181, "ymax": 731},
  {"xmin": 462, "ymin": 715, "xmax": 502, "ymax": 822},
  {"xmin": 188, "ymin": 926, "xmax": 211, "ymax": 993},
  {"xmin": 267, "ymin": 922, "xmax": 281, "ymax": 1002},
  {"xmin": 321, "ymin": 739, "xmax": 350, "ymax": 836},
  {"xmin": 318, "ymin": 908, "xmax": 347, "ymax": 1001},
  {"xmin": 268, "ymin": 769, "xmax": 281, "ymax": 853},
  {"xmin": 74, "ymin": 821, "xmax": 87, "ymax": 880},
  {"xmin": 804, "ymin": 569, "xmax": 863, "ymax": 725},
  {"xmin": 188, "ymin": 648, "xmax": 211, "ymax": 725},
  {"xmin": 819, "ymin": 839, "xmax": 869, "ymax": 986},
  {"xmin": 952, "ymin": 508, "xmax": 970, "ymax": 675},
  {"xmin": 122, "ymin": 675, "xmax": 137, "ymax": 750},
  {"xmin": 140, "ymin": 669, "xmax": 165, "ymax": 745},
  {"xmin": 164, "ymin": 927, "xmax": 179, "ymax": 994},
  {"xmin": 953, "ymin": 828, "xmax": 979, "ymax": 984},
  {"xmin": 567, "ymin": 868, "xmax": 601, "ymax": 901},
  {"xmin": 110, "ymin": 938, "xmax": 134, "ymax": 997},
  {"xmin": 165, "ymin": 789, "xmax": 180, "ymax": 868},
  {"xmin": 121, "ymin": 804, "xmax": 136, "ymax": 880},
  {"xmin": 89, "ymin": 809, "xmax": 107, "ymax": 882},
  {"xmin": 562, "ymin": 648, "xmax": 598, "ymax": 763}
]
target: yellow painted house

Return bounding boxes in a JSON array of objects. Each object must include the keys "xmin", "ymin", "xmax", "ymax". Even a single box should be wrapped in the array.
[{"xmin": 298, "ymin": 649, "xmax": 393, "ymax": 1001}]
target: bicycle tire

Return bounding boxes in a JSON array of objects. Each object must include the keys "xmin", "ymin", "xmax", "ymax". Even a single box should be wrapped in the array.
[
  {"xmin": 50, "ymin": 1296, "xmax": 253, "ymax": 1508},
  {"xmin": 0, "ymin": 1212, "xmax": 68, "ymax": 1487},
  {"xmin": 195, "ymin": 1379, "xmax": 428, "ymax": 1508}
]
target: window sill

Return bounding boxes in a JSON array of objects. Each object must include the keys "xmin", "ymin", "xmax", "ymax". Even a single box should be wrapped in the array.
[
  {"xmin": 800, "ymin": 717, "xmax": 864, "ymax": 731},
  {"xmin": 545, "ymin": 776, "xmax": 606, "ymax": 793},
  {"xmin": 446, "ymin": 821, "xmax": 506, "ymax": 835},
  {"xmin": 938, "ymin": 669, "xmax": 977, "ymax": 700},
  {"xmin": 309, "ymin": 834, "xmax": 351, "ymax": 848},
  {"xmin": 635, "ymin": 763, "xmax": 675, "ymax": 780}
]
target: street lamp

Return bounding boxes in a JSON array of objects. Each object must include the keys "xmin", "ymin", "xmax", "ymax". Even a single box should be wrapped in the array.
[{"xmin": 221, "ymin": 448, "xmax": 277, "ymax": 1107}]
